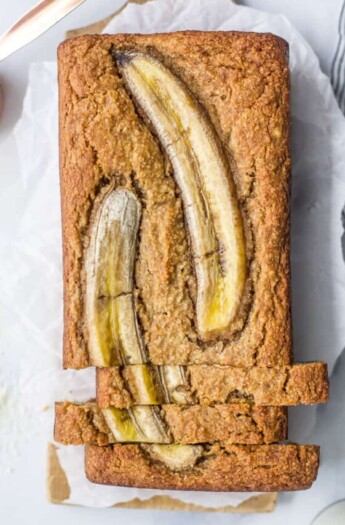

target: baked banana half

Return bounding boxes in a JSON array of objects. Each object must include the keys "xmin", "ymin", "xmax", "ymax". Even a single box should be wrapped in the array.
[
  {"xmin": 102, "ymin": 406, "xmax": 170, "ymax": 444},
  {"xmin": 105, "ymin": 364, "xmax": 193, "ymax": 405},
  {"xmin": 85, "ymin": 187, "xmax": 146, "ymax": 367},
  {"xmin": 116, "ymin": 51, "xmax": 247, "ymax": 340},
  {"xmin": 141, "ymin": 444, "xmax": 203, "ymax": 471}
]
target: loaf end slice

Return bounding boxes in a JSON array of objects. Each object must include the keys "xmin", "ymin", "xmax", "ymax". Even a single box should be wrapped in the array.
[{"xmin": 84, "ymin": 443, "xmax": 319, "ymax": 492}]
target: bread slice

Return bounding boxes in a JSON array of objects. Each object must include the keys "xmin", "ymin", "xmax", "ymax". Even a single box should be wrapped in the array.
[
  {"xmin": 54, "ymin": 401, "xmax": 287, "ymax": 446},
  {"xmin": 84, "ymin": 443, "xmax": 319, "ymax": 491},
  {"xmin": 97, "ymin": 362, "xmax": 329, "ymax": 407},
  {"xmin": 58, "ymin": 31, "xmax": 291, "ymax": 369}
]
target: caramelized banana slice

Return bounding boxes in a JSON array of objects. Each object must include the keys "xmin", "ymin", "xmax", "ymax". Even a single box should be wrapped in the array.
[
  {"xmin": 116, "ymin": 51, "xmax": 246, "ymax": 340},
  {"xmin": 102, "ymin": 407, "xmax": 170, "ymax": 443},
  {"xmin": 126, "ymin": 365, "xmax": 164, "ymax": 405},
  {"xmin": 159, "ymin": 366, "xmax": 193, "ymax": 404},
  {"xmin": 142, "ymin": 444, "xmax": 203, "ymax": 471},
  {"xmin": 122, "ymin": 365, "xmax": 192, "ymax": 405},
  {"xmin": 131, "ymin": 406, "xmax": 170, "ymax": 443},
  {"xmin": 113, "ymin": 294, "xmax": 146, "ymax": 364},
  {"xmin": 102, "ymin": 407, "xmax": 140, "ymax": 442},
  {"xmin": 85, "ymin": 188, "xmax": 146, "ymax": 366}
]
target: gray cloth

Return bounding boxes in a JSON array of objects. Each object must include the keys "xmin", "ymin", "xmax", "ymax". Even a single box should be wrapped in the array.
[{"xmin": 331, "ymin": 1, "xmax": 345, "ymax": 112}]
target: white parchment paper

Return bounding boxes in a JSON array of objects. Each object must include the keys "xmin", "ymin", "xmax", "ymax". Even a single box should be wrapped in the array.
[{"xmin": 1, "ymin": 0, "xmax": 345, "ymax": 518}]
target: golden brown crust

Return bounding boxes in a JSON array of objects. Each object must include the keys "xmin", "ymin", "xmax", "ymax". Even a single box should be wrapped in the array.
[
  {"xmin": 54, "ymin": 401, "xmax": 287, "ymax": 445},
  {"xmin": 96, "ymin": 362, "xmax": 329, "ymax": 407},
  {"xmin": 84, "ymin": 443, "xmax": 319, "ymax": 491},
  {"xmin": 58, "ymin": 31, "xmax": 291, "ymax": 369}
]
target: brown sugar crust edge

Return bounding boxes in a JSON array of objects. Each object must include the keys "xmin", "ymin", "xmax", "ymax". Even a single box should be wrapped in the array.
[
  {"xmin": 54, "ymin": 401, "xmax": 287, "ymax": 446},
  {"xmin": 84, "ymin": 443, "xmax": 319, "ymax": 491},
  {"xmin": 96, "ymin": 362, "xmax": 329, "ymax": 407},
  {"xmin": 58, "ymin": 31, "xmax": 291, "ymax": 369}
]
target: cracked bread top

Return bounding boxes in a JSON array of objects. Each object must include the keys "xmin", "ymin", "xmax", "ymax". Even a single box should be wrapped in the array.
[{"xmin": 58, "ymin": 31, "xmax": 291, "ymax": 369}]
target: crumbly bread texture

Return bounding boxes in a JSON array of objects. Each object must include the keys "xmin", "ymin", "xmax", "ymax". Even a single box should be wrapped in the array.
[
  {"xmin": 54, "ymin": 402, "xmax": 114, "ymax": 446},
  {"xmin": 54, "ymin": 401, "xmax": 287, "ymax": 445},
  {"xmin": 58, "ymin": 31, "xmax": 291, "ymax": 369},
  {"xmin": 84, "ymin": 443, "xmax": 319, "ymax": 491},
  {"xmin": 97, "ymin": 362, "xmax": 329, "ymax": 407}
]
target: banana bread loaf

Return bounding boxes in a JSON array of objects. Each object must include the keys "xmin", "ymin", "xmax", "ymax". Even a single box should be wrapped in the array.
[
  {"xmin": 84, "ymin": 443, "xmax": 319, "ymax": 491},
  {"xmin": 58, "ymin": 31, "xmax": 291, "ymax": 369},
  {"xmin": 57, "ymin": 30, "xmax": 325, "ymax": 494}
]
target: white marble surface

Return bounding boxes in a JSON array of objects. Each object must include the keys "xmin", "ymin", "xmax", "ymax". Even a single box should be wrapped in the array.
[{"xmin": 0, "ymin": 1, "xmax": 344, "ymax": 524}]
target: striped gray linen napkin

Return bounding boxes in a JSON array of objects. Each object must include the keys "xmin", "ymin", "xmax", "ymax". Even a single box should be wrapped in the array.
[{"xmin": 332, "ymin": 1, "xmax": 345, "ymax": 112}]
